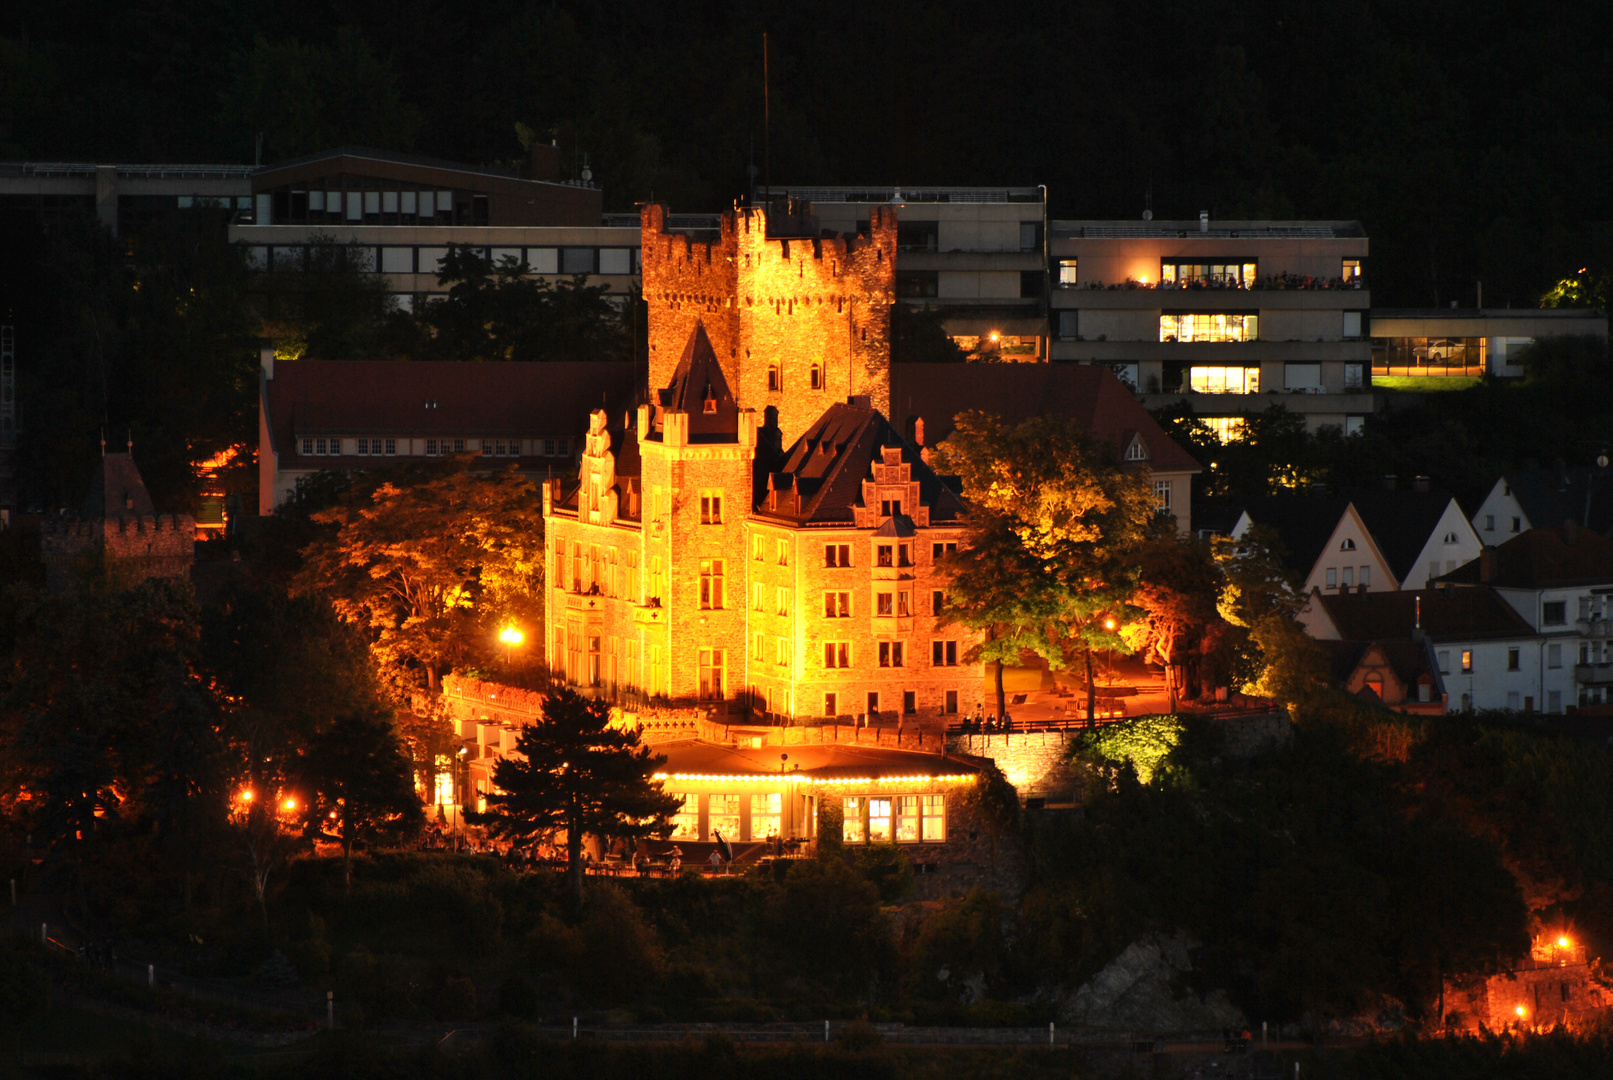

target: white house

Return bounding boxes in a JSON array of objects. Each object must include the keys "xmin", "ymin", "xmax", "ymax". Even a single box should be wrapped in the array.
[{"xmin": 1471, "ymin": 468, "xmax": 1613, "ymax": 544}]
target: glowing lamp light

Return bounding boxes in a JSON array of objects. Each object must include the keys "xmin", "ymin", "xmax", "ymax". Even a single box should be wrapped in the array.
[
  {"xmin": 499, "ymin": 625, "xmax": 524, "ymax": 646},
  {"xmin": 238, "ymin": 789, "xmax": 254, "ymax": 803},
  {"xmin": 1103, "ymin": 618, "xmax": 1117, "ymax": 630},
  {"xmin": 282, "ymin": 797, "xmax": 297, "ymax": 812},
  {"xmin": 1515, "ymin": 1005, "xmax": 1527, "ymax": 1018},
  {"xmin": 1557, "ymin": 936, "xmax": 1571, "ymax": 949}
]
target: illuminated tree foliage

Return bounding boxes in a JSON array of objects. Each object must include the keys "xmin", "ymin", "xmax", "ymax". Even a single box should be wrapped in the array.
[
  {"xmin": 931, "ymin": 411, "xmax": 1156, "ymax": 719},
  {"xmin": 1123, "ymin": 534, "xmax": 1224, "ymax": 710},
  {"xmin": 296, "ymin": 460, "xmax": 545, "ymax": 692},
  {"xmin": 466, "ymin": 686, "xmax": 680, "ymax": 910}
]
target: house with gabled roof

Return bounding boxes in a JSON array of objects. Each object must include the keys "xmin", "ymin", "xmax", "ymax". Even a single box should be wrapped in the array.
[{"xmin": 1470, "ymin": 467, "xmax": 1613, "ymax": 544}]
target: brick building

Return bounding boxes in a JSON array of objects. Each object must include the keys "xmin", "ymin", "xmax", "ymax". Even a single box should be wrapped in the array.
[
  {"xmin": 42, "ymin": 451, "xmax": 195, "ymax": 590},
  {"xmin": 640, "ymin": 201, "xmax": 896, "ymax": 445},
  {"xmin": 542, "ymin": 321, "xmax": 981, "ymax": 723}
]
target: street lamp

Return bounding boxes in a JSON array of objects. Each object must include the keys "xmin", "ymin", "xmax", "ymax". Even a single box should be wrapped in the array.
[{"xmin": 499, "ymin": 624, "xmax": 524, "ymax": 674}]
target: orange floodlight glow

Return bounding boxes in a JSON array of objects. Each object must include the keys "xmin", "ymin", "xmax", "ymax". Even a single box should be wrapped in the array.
[
  {"xmin": 282, "ymin": 797, "xmax": 297, "ymax": 812},
  {"xmin": 1557, "ymin": 936, "xmax": 1571, "ymax": 949},
  {"xmin": 1515, "ymin": 1005, "xmax": 1527, "ymax": 1017},
  {"xmin": 238, "ymin": 789, "xmax": 254, "ymax": 803}
]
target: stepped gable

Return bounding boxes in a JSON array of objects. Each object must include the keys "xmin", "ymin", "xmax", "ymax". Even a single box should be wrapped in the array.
[
  {"xmin": 656, "ymin": 321, "xmax": 740, "ymax": 441},
  {"xmin": 756, "ymin": 400, "xmax": 965, "ymax": 526}
]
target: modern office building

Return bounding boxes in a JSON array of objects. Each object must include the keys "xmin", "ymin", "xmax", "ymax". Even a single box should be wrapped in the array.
[
  {"xmin": 1047, "ymin": 215, "xmax": 1372, "ymax": 433},
  {"xmin": 0, "ymin": 161, "xmax": 255, "ymax": 236},
  {"xmin": 756, "ymin": 185, "xmax": 1049, "ymax": 361},
  {"xmin": 1369, "ymin": 307, "xmax": 1607, "ymax": 383}
]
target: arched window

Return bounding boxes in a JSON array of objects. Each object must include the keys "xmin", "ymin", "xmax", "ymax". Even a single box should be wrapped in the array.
[
  {"xmin": 810, "ymin": 362, "xmax": 823, "ymax": 390},
  {"xmin": 768, "ymin": 364, "xmax": 780, "ymax": 391},
  {"xmin": 1340, "ymin": 537, "xmax": 1357, "ymax": 551}
]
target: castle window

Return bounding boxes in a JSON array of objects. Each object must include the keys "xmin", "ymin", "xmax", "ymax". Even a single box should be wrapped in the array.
[
  {"xmin": 752, "ymin": 582, "xmax": 765, "ymax": 611},
  {"xmin": 775, "ymin": 637, "xmax": 790, "ymax": 667},
  {"xmin": 776, "ymin": 538, "xmax": 789, "ymax": 566},
  {"xmin": 826, "ymin": 543, "xmax": 851, "ymax": 567},
  {"xmin": 768, "ymin": 364, "xmax": 780, "ymax": 391},
  {"xmin": 932, "ymin": 590, "xmax": 947, "ymax": 616},
  {"xmin": 903, "ymin": 691, "xmax": 916, "ymax": 715},
  {"xmin": 810, "ymin": 363, "xmax": 823, "ymax": 390},
  {"xmin": 649, "ymin": 556, "xmax": 663, "ymax": 602},
  {"xmin": 881, "ymin": 499, "xmax": 903, "ymax": 518},
  {"xmin": 898, "ymin": 591, "xmax": 910, "ymax": 616},
  {"xmin": 932, "ymin": 640, "xmax": 958, "ymax": 666},
  {"xmin": 825, "ymin": 591, "xmax": 850, "ymax": 618},
  {"xmin": 753, "ymin": 631, "xmax": 764, "ymax": 659},
  {"xmin": 922, "ymin": 794, "xmax": 946, "ymax": 841},
  {"xmin": 877, "ymin": 544, "xmax": 894, "ymax": 567},
  {"xmin": 700, "ymin": 491, "xmax": 723, "ymax": 524},
  {"xmin": 752, "ymin": 534, "xmax": 765, "ymax": 561},
  {"xmin": 932, "ymin": 542, "xmax": 958, "ymax": 559},
  {"xmin": 699, "ymin": 559, "xmax": 725, "ymax": 609},
  {"xmin": 697, "ymin": 648, "xmax": 725, "ymax": 699},
  {"xmin": 945, "ymin": 690, "xmax": 959, "ymax": 714},
  {"xmin": 879, "ymin": 641, "xmax": 905, "ymax": 668},
  {"xmin": 824, "ymin": 692, "xmax": 837, "ymax": 716},
  {"xmin": 824, "ymin": 642, "xmax": 850, "ymax": 668},
  {"xmin": 877, "ymin": 592, "xmax": 893, "ymax": 616},
  {"xmin": 868, "ymin": 798, "xmax": 892, "ymax": 842},
  {"xmin": 775, "ymin": 587, "xmax": 790, "ymax": 616},
  {"xmin": 898, "ymin": 544, "xmax": 912, "ymax": 567}
]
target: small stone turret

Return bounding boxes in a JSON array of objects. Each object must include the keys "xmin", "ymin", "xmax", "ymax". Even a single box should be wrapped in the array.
[{"xmin": 41, "ymin": 452, "xmax": 195, "ymax": 590}]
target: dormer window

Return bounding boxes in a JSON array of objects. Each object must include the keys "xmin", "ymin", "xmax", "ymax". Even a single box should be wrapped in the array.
[
  {"xmin": 881, "ymin": 499, "xmax": 903, "ymax": 517},
  {"xmin": 1442, "ymin": 531, "xmax": 1458, "ymax": 544},
  {"xmin": 702, "ymin": 394, "xmax": 717, "ymax": 414},
  {"xmin": 1340, "ymin": 538, "xmax": 1357, "ymax": 551},
  {"xmin": 1125, "ymin": 438, "xmax": 1148, "ymax": 462}
]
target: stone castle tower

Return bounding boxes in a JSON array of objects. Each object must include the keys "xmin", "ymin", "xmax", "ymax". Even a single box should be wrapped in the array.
[
  {"xmin": 640, "ymin": 201, "xmax": 896, "ymax": 444},
  {"xmin": 42, "ymin": 451, "xmax": 195, "ymax": 590}
]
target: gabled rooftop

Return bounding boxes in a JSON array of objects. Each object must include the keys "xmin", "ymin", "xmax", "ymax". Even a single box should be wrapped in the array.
[
  {"xmin": 80, "ymin": 452, "xmax": 157, "ymax": 519},
  {"xmin": 1313, "ymin": 587, "xmax": 1536, "ymax": 643},
  {"xmin": 653, "ymin": 322, "xmax": 741, "ymax": 442},
  {"xmin": 758, "ymin": 403, "xmax": 965, "ymax": 526},
  {"xmin": 1490, "ymin": 468, "xmax": 1613, "ymax": 537},
  {"xmin": 1438, "ymin": 523, "xmax": 1613, "ymax": 590}
]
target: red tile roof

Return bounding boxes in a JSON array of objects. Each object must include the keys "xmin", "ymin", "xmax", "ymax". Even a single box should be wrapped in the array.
[
  {"xmin": 889, "ymin": 363, "xmax": 1200, "ymax": 473},
  {"xmin": 1314, "ymin": 587, "xmax": 1535, "ymax": 642},
  {"xmin": 262, "ymin": 359, "xmax": 637, "ymax": 463},
  {"xmin": 1437, "ymin": 523, "xmax": 1613, "ymax": 589}
]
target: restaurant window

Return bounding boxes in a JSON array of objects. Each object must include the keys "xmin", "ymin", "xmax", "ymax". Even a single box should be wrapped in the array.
[
  {"xmin": 1161, "ymin": 313, "xmax": 1259, "ymax": 342},
  {"xmin": 698, "ymin": 648, "xmax": 725, "ymax": 699},
  {"xmin": 922, "ymin": 795, "xmax": 946, "ymax": 841},
  {"xmin": 897, "ymin": 796, "xmax": 921, "ymax": 842},
  {"xmin": 824, "ymin": 642, "xmax": 850, "ymax": 668},
  {"xmin": 668, "ymin": 794, "xmax": 699, "ymax": 839},
  {"xmin": 1188, "ymin": 366, "xmax": 1261, "ymax": 394},
  {"xmin": 1056, "ymin": 258, "xmax": 1078, "ymax": 287},
  {"xmin": 709, "ymin": 793, "xmax": 741, "ymax": 842},
  {"xmin": 868, "ymin": 798, "xmax": 893, "ymax": 843},
  {"xmin": 1161, "ymin": 260, "xmax": 1257, "ymax": 287},
  {"xmin": 699, "ymin": 559, "xmax": 725, "ymax": 609},
  {"xmin": 751, "ymin": 793, "xmax": 781, "ymax": 840},
  {"xmin": 826, "ymin": 591, "xmax": 851, "ymax": 618},
  {"xmin": 700, "ymin": 491, "xmax": 723, "ymax": 524},
  {"xmin": 843, "ymin": 798, "xmax": 866, "ymax": 843},
  {"xmin": 826, "ymin": 543, "xmax": 851, "ymax": 567}
]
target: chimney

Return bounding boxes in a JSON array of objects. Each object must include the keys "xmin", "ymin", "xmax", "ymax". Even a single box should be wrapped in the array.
[
  {"xmin": 1382, "ymin": 474, "xmax": 1398, "ymax": 491},
  {"xmin": 1199, "ymin": 211, "xmax": 1209, "ymax": 232},
  {"xmin": 1479, "ymin": 546, "xmax": 1496, "ymax": 582},
  {"xmin": 1412, "ymin": 475, "xmax": 1432, "ymax": 493}
]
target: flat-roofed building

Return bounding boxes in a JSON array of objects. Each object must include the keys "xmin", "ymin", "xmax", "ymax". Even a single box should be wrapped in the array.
[
  {"xmin": 1048, "ymin": 215, "xmax": 1372, "ymax": 433},
  {"xmin": 0, "ymin": 161, "xmax": 256, "ymax": 236},
  {"xmin": 756, "ymin": 185, "xmax": 1049, "ymax": 361},
  {"xmin": 1369, "ymin": 307, "xmax": 1607, "ymax": 383}
]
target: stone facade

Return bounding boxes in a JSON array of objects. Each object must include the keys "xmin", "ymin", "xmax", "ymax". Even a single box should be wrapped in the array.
[
  {"xmin": 947, "ymin": 732, "xmax": 1084, "ymax": 806},
  {"xmin": 42, "ymin": 452, "xmax": 195, "ymax": 590},
  {"xmin": 641, "ymin": 201, "xmax": 896, "ymax": 445}
]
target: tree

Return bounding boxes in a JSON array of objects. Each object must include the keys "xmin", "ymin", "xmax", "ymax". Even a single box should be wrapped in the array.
[
  {"xmin": 1123, "ymin": 534, "xmax": 1223, "ymax": 709},
  {"xmin": 295, "ymin": 460, "xmax": 545, "ymax": 693},
  {"xmin": 466, "ymin": 685, "xmax": 680, "ymax": 910},
  {"xmin": 930, "ymin": 412, "xmax": 1155, "ymax": 720},
  {"xmin": 891, "ymin": 304, "xmax": 966, "ymax": 364},
  {"xmin": 253, "ymin": 237, "xmax": 410, "ymax": 362},
  {"xmin": 305, "ymin": 708, "xmax": 423, "ymax": 890},
  {"xmin": 416, "ymin": 246, "xmax": 632, "ymax": 363}
]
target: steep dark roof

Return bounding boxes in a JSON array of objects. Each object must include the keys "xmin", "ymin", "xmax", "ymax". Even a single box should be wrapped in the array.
[
  {"xmin": 1437, "ymin": 523, "xmax": 1613, "ymax": 589},
  {"xmin": 80, "ymin": 453, "xmax": 157, "ymax": 519},
  {"xmin": 1192, "ymin": 502, "xmax": 1248, "ymax": 537},
  {"xmin": 1500, "ymin": 468, "xmax": 1613, "ymax": 536},
  {"xmin": 758, "ymin": 402, "xmax": 965, "ymax": 526},
  {"xmin": 655, "ymin": 323, "xmax": 740, "ymax": 441},
  {"xmin": 1317, "ymin": 639, "xmax": 1438, "ymax": 690},
  {"xmin": 889, "ymin": 363, "xmax": 1200, "ymax": 474},
  {"xmin": 1315, "ymin": 588, "xmax": 1535, "ymax": 642},
  {"xmin": 263, "ymin": 360, "xmax": 636, "ymax": 464},
  {"xmin": 1239, "ymin": 495, "xmax": 1352, "ymax": 576},
  {"xmin": 1339, "ymin": 488, "xmax": 1458, "ymax": 584}
]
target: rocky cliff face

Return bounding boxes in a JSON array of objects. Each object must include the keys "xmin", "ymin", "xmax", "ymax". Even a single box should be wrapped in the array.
[{"xmin": 1060, "ymin": 932, "xmax": 1245, "ymax": 1034}]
